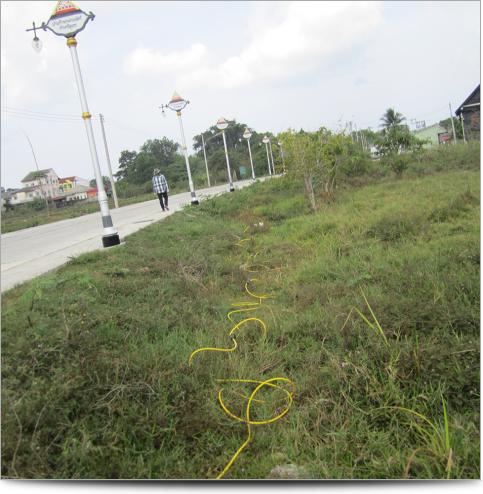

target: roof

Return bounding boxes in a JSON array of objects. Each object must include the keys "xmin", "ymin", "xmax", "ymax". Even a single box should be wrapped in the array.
[
  {"xmin": 21, "ymin": 168, "xmax": 54, "ymax": 183},
  {"xmin": 59, "ymin": 176, "xmax": 76, "ymax": 183},
  {"xmin": 456, "ymin": 85, "xmax": 480, "ymax": 115},
  {"xmin": 12, "ymin": 186, "xmax": 37, "ymax": 194}
]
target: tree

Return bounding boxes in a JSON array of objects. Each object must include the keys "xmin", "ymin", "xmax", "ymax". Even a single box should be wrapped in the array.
[
  {"xmin": 375, "ymin": 108, "xmax": 425, "ymax": 164},
  {"xmin": 89, "ymin": 176, "xmax": 111, "ymax": 190},
  {"xmin": 140, "ymin": 138, "xmax": 178, "ymax": 166},
  {"xmin": 279, "ymin": 128, "xmax": 324, "ymax": 211},
  {"xmin": 115, "ymin": 150, "xmax": 138, "ymax": 181},
  {"xmin": 380, "ymin": 108, "xmax": 406, "ymax": 131}
]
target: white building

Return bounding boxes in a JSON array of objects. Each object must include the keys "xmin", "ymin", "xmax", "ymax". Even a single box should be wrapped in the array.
[{"xmin": 20, "ymin": 168, "xmax": 62, "ymax": 200}]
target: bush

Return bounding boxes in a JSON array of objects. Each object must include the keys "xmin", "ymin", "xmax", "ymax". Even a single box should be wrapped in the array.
[
  {"xmin": 28, "ymin": 198, "xmax": 47, "ymax": 211},
  {"xmin": 382, "ymin": 154, "xmax": 411, "ymax": 177}
]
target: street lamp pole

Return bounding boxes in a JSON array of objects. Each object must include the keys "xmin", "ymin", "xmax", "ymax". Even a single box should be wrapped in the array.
[
  {"xmin": 26, "ymin": 3, "xmax": 120, "ymax": 248},
  {"xmin": 99, "ymin": 113, "xmax": 119, "ymax": 208},
  {"xmin": 262, "ymin": 136, "xmax": 272, "ymax": 176},
  {"xmin": 268, "ymin": 138, "xmax": 275, "ymax": 174},
  {"xmin": 160, "ymin": 92, "xmax": 199, "ymax": 205},
  {"xmin": 242, "ymin": 128, "xmax": 256, "ymax": 180},
  {"xmin": 200, "ymin": 133, "xmax": 211, "ymax": 187},
  {"xmin": 216, "ymin": 117, "xmax": 234, "ymax": 192}
]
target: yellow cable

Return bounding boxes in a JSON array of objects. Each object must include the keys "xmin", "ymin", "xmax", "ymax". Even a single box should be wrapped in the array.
[
  {"xmin": 187, "ymin": 226, "xmax": 295, "ymax": 479},
  {"xmin": 188, "ymin": 338, "xmax": 237, "ymax": 365},
  {"xmin": 214, "ymin": 377, "xmax": 295, "ymax": 480}
]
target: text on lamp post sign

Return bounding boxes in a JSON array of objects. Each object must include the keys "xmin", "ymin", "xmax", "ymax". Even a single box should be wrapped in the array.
[{"xmin": 42, "ymin": 1, "xmax": 94, "ymax": 38}]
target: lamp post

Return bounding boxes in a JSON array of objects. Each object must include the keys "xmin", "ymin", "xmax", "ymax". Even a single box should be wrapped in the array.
[
  {"xmin": 216, "ymin": 117, "xmax": 235, "ymax": 192},
  {"xmin": 200, "ymin": 133, "xmax": 211, "ymax": 188},
  {"xmin": 160, "ymin": 92, "xmax": 199, "ymax": 205},
  {"xmin": 242, "ymin": 128, "xmax": 256, "ymax": 180},
  {"xmin": 262, "ymin": 136, "xmax": 272, "ymax": 176},
  {"xmin": 26, "ymin": 1, "xmax": 120, "ymax": 248},
  {"xmin": 268, "ymin": 138, "xmax": 275, "ymax": 175}
]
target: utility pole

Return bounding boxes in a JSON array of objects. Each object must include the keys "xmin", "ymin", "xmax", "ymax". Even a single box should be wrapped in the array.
[
  {"xmin": 99, "ymin": 114, "xmax": 119, "ymax": 208},
  {"xmin": 201, "ymin": 133, "xmax": 211, "ymax": 187},
  {"xmin": 449, "ymin": 102, "xmax": 458, "ymax": 144},
  {"xmin": 460, "ymin": 113, "xmax": 466, "ymax": 143},
  {"xmin": 23, "ymin": 132, "xmax": 50, "ymax": 216}
]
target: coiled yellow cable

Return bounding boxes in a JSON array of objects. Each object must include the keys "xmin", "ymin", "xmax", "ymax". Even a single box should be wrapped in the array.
[
  {"xmin": 188, "ymin": 226, "xmax": 294, "ymax": 479},
  {"xmin": 214, "ymin": 377, "xmax": 295, "ymax": 480}
]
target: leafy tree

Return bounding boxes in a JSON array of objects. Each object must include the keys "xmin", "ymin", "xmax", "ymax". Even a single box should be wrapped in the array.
[
  {"xmin": 89, "ymin": 176, "xmax": 111, "ymax": 189},
  {"xmin": 115, "ymin": 150, "xmax": 138, "ymax": 180},
  {"xmin": 279, "ymin": 128, "xmax": 323, "ymax": 211},
  {"xmin": 140, "ymin": 138, "xmax": 178, "ymax": 166}
]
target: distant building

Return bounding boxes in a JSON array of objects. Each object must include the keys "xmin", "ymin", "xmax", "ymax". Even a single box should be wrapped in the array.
[
  {"xmin": 412, "ymin": 123, "xmax": 450, "ymax": 148},
  {"xmin": 58, "ymin": 176, "xmax": 90, "ymax": 193},
  {"xmin": 21, "ymin": 168, "xmax": 61, "ymax": 200},
  {"xmin": 455, "ymin": 85, "xmax": 480, "ymax": 141},
  {"xmin": 9, "ymin": 186, "xmax": 39, "ymax": 205}
]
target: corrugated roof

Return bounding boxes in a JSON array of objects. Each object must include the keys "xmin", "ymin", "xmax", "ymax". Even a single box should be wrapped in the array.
[{"xmin": 455, "ymin": 85, "xmax": 480, "ymax": 115}]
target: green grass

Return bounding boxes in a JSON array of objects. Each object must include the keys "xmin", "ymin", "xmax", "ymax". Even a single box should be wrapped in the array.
[{"xmin": 1, "ymin": 168, "xmax": 480, "ymax": 479}]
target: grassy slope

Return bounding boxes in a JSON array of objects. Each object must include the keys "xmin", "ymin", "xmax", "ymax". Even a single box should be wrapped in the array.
[{"xmin": 1, "ymin": 169, "xmax": 480, "ymax": 479}]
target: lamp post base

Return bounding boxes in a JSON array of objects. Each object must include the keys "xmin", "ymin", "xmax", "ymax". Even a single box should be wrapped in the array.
[
  {"xmin": 190, "ymin": 191, "xmax": 199, "ymax": 205},
  {"xmin": 229, "ymin": 186, "xmax": 235, "ymax": 192},
  {"xmin": 102, "ymin": 233, "xmax": 121, "ymax": 248}
]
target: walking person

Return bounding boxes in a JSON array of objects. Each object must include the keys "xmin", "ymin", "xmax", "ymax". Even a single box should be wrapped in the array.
[{"xmin": 152, "ymin": 168, "xmax": 169, "ymax": 211}]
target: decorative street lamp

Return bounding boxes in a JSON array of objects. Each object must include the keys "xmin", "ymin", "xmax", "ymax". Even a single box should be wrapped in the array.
[
  {"xmin": 26, "ymin": 0, "xmax": 120, "ymax": 248},
  {"xmin": 242, "ymin": 128, "xmax": 256, "ymax": 180},
  {"xmin": 216, "ymin": 117, "xmax": 235, "ymax": 192},
  {"xmin": 262, "ymin": 136, "xmax": 272, "ymax": 176},
  {"xmin": 268, "ymin": 138, "xmax": 276, "ymax": 175},
  {"xmin": 160, "ymin": 92, "xmax": 199, "ymax": 205}
]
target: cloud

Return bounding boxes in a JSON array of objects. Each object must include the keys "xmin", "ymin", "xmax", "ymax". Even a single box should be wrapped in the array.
[
  {"xmin": 123, "ymin": 42, "xmax": 208, "ymax": 76},
  {"xmin": 123, "ymin": 1, "xmax": 383, "ymax": 89}
]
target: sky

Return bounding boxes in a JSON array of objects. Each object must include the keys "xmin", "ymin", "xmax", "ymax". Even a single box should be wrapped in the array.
[{"xmin": 1, "ymin": 0, "xmax": 480, "ymax": 189}]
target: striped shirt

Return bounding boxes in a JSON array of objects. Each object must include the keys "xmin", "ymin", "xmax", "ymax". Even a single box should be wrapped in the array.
[{"xmin": 152, "ymin": 174, "xmax": 169, "ymax": 194}]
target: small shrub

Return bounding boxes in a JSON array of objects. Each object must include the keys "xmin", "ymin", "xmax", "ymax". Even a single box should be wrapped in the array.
[{"xmin": 366, "ymin": 213, "xmax": 422, "ymax": 242}]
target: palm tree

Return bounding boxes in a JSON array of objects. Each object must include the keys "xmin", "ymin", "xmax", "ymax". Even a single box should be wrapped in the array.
[{"xmin": 380, "ymin": 108, "xmax": 406, "ymax": 130}]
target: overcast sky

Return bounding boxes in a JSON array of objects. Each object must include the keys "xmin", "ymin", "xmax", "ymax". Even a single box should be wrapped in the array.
[{"xmin": 1, "ymin": 0, "xmax": 480, "ymax": 189}]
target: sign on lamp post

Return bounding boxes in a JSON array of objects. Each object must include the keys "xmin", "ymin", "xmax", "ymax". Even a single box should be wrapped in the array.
[{"xmin": 26, "ymin": 0, "xmax": 120, "ymax": 248}]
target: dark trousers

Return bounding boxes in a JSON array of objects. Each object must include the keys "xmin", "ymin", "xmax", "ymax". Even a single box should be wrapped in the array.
[{"xmin": 157, "ymin": 192, "xmax": 168, "ymax": 210}]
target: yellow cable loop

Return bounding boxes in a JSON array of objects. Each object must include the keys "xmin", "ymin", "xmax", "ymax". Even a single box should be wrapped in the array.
[
  {"xmin": 188, "ymin": 338, "xmax": 237, "ymax": 365},
  {"xmin": 245, "ymin": 278, "xmax": 271, "ymax": 300},
  {"xmin": 214, "ymin": 377, "xmax": 295, "ymax": 480},
  {"xmin": 228, "ymin": 317, "xmax": 267, "ymax": 338}
]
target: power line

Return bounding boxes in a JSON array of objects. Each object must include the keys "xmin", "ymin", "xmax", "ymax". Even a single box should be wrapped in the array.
[
  {"xmin": 2, "ymin": 111, "xmax": 84, "ymax": 124},
  {"xmin": 3, "ymin": 106, "xmax": 81, "ymax": 119}
]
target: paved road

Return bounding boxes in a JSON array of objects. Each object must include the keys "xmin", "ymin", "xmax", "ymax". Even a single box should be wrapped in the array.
[{"xmin": 1, "ymin": 178, "xmax": 270, "ymax": 292}]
